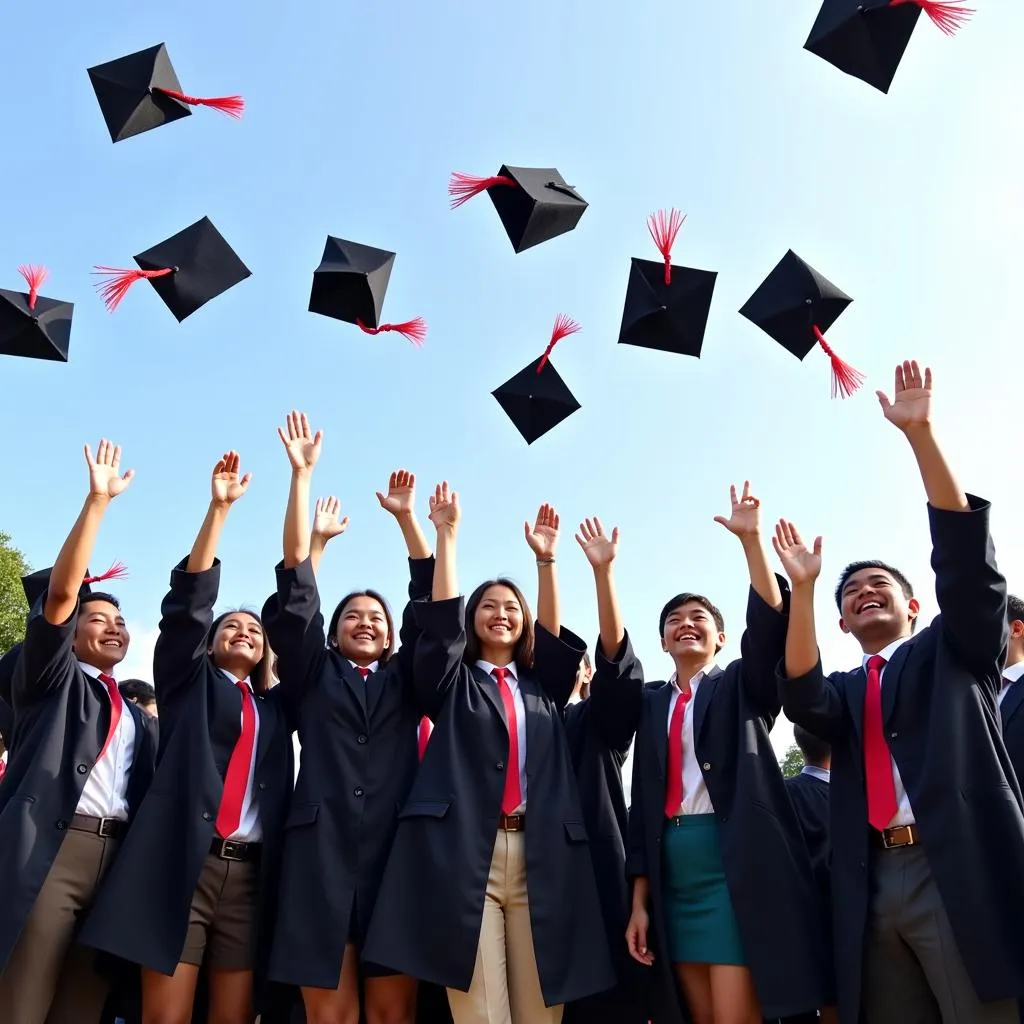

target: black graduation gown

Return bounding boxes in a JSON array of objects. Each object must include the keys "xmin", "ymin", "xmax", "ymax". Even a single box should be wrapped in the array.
[
  {"xmin": 79, "ymin": 558, "xmax": 295, "ymax": 1007},
  {"xmin": 1002, "ymin": 677, "xmax": 1024, "ymax": 789},
  {"xmin": 362, "ymin": 596, "xmax": 616, "ymax": 1007},
  {"xmin": 261, "ymin": 555, "xmax": 433, "ymax": 990},
  {"xmin": 778, "ymin": 496, "xmax": 1024, "ymax": 1023},
  {"xmin": 627, "ymin": 581, "xmax": 828, "ymax": 1020},
  {"xmin": 562, "ymin": 632, "xmax": 648, "ymax": 1024},
  {"xmin": 0, "ymin": 596, "xmax": 157, "ymax": 974}
]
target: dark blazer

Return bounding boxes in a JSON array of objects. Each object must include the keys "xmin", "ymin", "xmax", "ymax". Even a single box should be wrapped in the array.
[
  {"xmin": 1002, "ymin": 674, "xmax": 1024, "ymax": 787},
  {"xmin": 80, "ymin": 558, "xmax": 295, "ymax": 1007},
  {"xmin": 0, "ymin": 596, "xmax": 157, "ymax": 974},
  {"xmin": 261, "ymin": 555, "xmax": 433, "ymax": 990},
  {"xmin": 562, "ymin": 633, "xmax": 648, "ymax": 1024},
  {"xmin": 0, "ymin": 643, "xmax": 19, "ymax": 747},
  {"xmin": 362, "ymin": 596, "xmax": 616, "ymax": 1007},
  {"xmin": 778, "ymin": 496, "xmax": 1024, "ymax": 1023},
  {"xmin": 628, "ymin": 581, "xmax": 828, "ymax": 1021}
]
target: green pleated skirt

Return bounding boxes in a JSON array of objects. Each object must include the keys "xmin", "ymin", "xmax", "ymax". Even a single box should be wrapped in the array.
[{"xmin": 661, "ymin": 813, "xmax": 746, "ymax": 965}]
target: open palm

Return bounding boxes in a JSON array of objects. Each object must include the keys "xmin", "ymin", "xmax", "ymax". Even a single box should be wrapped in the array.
[
  {"xmin": 525, "ymin": 503, "xmax": 560, "ymax": 558},
  {"xmin": 85, "ymin": 439, "xmax": 134, "ymax": 499},
  {"xmin": 575, "ymin": 517, "xmax": 618, "ymax": 568},
  {"xmin": 211, "ymin": 451, "xmax": 251, "ymax": 505},
  {"xmin": 713, "ymin": 481, "xmax": 761, "ymax": 537},
  {"xmin": 428, "ymin": 481, "xmax": 460, "ymax": 529},
  {"xmin": 277, "ymin": 410, "xmax": 322, "ymax": 473},
  {"xmin": 772, "ymin": 519, "xmax": 822, "ymax": 586},
  {"xmin": 377, "ymin": 469, "xmax": 416, "ymax": 516},
  {"xmin": 314, "ymin": 496, "xmax": 350, "ymax": 540},
  {"xmin": 877, "ymin": 360, "xmax": 932, "ymax": 431}
]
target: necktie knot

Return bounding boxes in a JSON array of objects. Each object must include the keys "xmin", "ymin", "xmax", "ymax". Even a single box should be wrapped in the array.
[
  {"xmin": 867, "ymin": 654, "xmax": 887, "ymax": 675},
  {"xmin": 357, "ymin": 666, "xmax": 371, "ymax": 679},
  {"xmin": 99, "ymin": 672, "xmax": 117, "ymax": 689},
  {"xmin": 492, "ymin": 666, "xmax": 508, "ymax": 685},
  {"xmin": 236, "ymin": 679, "xmax": 250, "ymax": 692}
]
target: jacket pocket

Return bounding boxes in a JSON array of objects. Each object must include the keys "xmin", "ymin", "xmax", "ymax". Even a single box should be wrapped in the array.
[
  {"xmin": 563, "ymin": 821, "xmax": 589, "ymax": 843},
  {"xmin": 285, "ymin": 802, "xmax": 319, "ymax": 828},
  {"xmin": 398, "ymin": 799, "xmax": 451, "ymax": 819}
]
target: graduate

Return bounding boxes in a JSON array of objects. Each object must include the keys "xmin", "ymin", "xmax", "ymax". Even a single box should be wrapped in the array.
[
  {"xmin": 777, "ymin": 360, "xmax": 1024, "ymax": 1024},
  {"xmin": 624, "ymin": 483, "xmax": 826, "ymax": 1024},
  {"xmin": 80, "ymin": 451, "xmax": 295, "ymax": 1024},
  {"xmin": 362, "ymin": 484, "xmax": 614, "ymax": 1024},
  {"xmin": 0, "ymin": 439, "xmax": 158, "ymax": 1024},
  {"xmin": 262, "ymin": 412, "xmax": 434, "ymax": 1024}
]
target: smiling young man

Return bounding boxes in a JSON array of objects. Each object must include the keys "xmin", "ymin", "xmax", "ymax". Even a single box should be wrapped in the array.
[
  {"xmin": 778, "ymin": 361, "xmax": 1024, "ymax": 1024},
  {"xmin": 0, "ymin": 440, "xmax": 157, "ymax": 1024}
]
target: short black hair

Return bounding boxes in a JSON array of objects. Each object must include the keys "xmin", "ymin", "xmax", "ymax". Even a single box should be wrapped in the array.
[
  {"xmin": 834, "ymin": 560, "xmax": 914, "ymax": 611},
  {"xmin": 793, "ymin": 724, "xmax": 830, "ymax": 766},
  {"xmin": 80, "ymin": 591, "xmax": 121, "ymax": 612},
  {"xmin": 659, "ymin": 593, "xmax": 725, "ymax": 637},
  {"xmin": 1008, "ymin": 594, "xmax": 1024, "ymax": 626},
  {"xmin": 119, "ymin": 678, "xmax": 156, "ymax": 706}
]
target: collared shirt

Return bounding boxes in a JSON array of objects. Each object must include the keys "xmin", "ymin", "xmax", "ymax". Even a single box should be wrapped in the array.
[
  {"xmin": 999, "ymin": 660, "xmax": 1024, "ymax": 707},
  {"xmin": 220, "ymin": 669, "xmax": 262, "ymax": 842},
  {"xmin": 861, "ymin": 637, "xmax": 914, "ymax": 828},
  {"xmin": 666, "ymin": 666, "xmax": 715, "ymax": 816},
  {"xmin": 76, "ymin": 662, "xmax": 136, "ymax": 821},
  {"xmin": 348, "ymin": 659, "xmax": 381, "ymax": 674},
  {"xmin": 477, "ymin": 660, "xmax": 527, "ymax": 813},
  {"xmin": 801, "ymin": 764, "xmax": 831, "ymax": 784}
]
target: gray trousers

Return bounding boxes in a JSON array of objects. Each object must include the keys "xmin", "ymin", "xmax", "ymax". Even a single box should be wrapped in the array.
[{"xmin": 863, "ymin": 843, "xmax": 1018, "ymax": 1024}]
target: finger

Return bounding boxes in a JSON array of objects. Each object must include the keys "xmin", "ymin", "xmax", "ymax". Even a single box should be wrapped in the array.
[
  {"xmin": 741, "ymin": 480, "xmax": 750, "ymax": 501},
  {"xmin": 389, "ymin": 471, "xmax": 398, "ymax": 490},
  {"xmin": 339, "ymin": 517, "xmax": 350, "ymax": 530},
  {"xmin": 592, "ymin": 516, "xmax": 603, "ymax": 536},
  {"xmin": 407, "ymin": 472, "xmax": 416, "ymax": 489},
  {"xmin": 772, "ymin": 535, "xmax": 783, "ymax": 559},
  {"xmin": 525, "ymin": 521, "xmax": 532, "ymax": 540},
  {"xmin": 111, "ymin": 445, "xmax": 122, "ymax": 469},
  {"xmin": 277, "ymin": 426, "xmax": 288, "ymax": 447},
  {"xmin": 299, "ymin": 412, "xmax": 310, "ymax": 439},
  {"xmin": 729, "ymin": 483, "xmax": 738, "ymax": 507},
  {"xmin": 713, "ymin": 516, "xmax": 728, "ymax": 528},
  {"xmin": 909, "ymin": 359, "xmax": 921, "ymax": 389},
  {"xmin": 97, "ymin": 438, "xmax": 108, "ymax": 464},
  {"xmin": 611, "ymin": 526, "xmax": 620, "ymax": 544},
  {"xmin": 813, "ymin": 536, "xmax": 823, "ymax": 556},
  {"xmin": 312, "ymin": 430, "xmax": 323, "ymax": 448},
  {"xmin": 451, "ymin": 491, "xmax": 458, "ymax": 507},
  {"xmin": 287, "ymin": 410, "xmax": 298, "ymax": 438},
  {"xmin": 923, "ymin": 366, "xmax": 932, "ymax": 390},
  {"xmin": 551, "ymin": 512, "xmax": 560, "ymax": 531},
  {"xmin": 876, "ymin": 391, "xmax": 891, "ymax": 414},
  {"xmin": 239, "ymin": 473, "xmax": 252, "ymax": 490},
  {"xmin": 375, "ymin": 492, "xmax": 387, "ymax": 508},
  {"xmin": 575, "ymin": 533, "xmax": 586, "ymax": 549},
  {"xmin": 84, "ymin": 444, "xmax": 95, "ymax": 468},
  {"xmin": 315, "ymin": 498, "xmax": 324, "ymax": 514},
  {"xmin": 121, "ymin": 469, "xmax": 135, "ymax": 485}
]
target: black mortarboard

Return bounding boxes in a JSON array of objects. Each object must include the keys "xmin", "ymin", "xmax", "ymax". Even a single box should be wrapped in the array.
[
  {"xmin": 618, "ymin": 210, "xmax": 718, "ymax": 358},
  {"xmin": 739, "ymin": 250, "xmax": 865, "ymax": 399},
  {"xmin": 308, "ymin": 236, "xmax": 426, "ymax": 346},
  {"xmin": 448, "ymin": 166, "xmax": 587, "ymax": 253},
  {"xmin": 21, "ymin": 563, "xmax": 127, "ymax": 609},
  {"xmin": 492, "ymin": 315, "xmax": 581, "ymax": 444},
  {"xmin": 0, "ymin": 266, "xmax": 73, "ymax": 363},
  {"xmin": 87, "ymin": 43, "xmax": 244, "ymax": 143},
  {"xmin": 805, "ymin": 0, "xmax": 973, "ymax": 93},
  {"xmin": 93, "ymin": 217, "xmax": 251, "ymax": 322}
]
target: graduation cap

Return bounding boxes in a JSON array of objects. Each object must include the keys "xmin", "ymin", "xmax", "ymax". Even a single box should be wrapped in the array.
[
  {"xmin": 618, "ymin": 209, "xmax": 718, "ymax": 358},
  {"xmin": 492, "ymin": 315, "xmax": 581, "ymax": 444},
  {"xmin": 805, "ymin": 0, "xmax": 973, "ymax": 93},
  {"xmin": 87, "ymin": 43, "xmax": 244, "ymax": 143},
  {"xmin": 0, "ymin": 265, "xmax": 74, "ymax": 362},
  {"xmin": 308, "ymin": 236, "xmax": 426, "ymax": 346},
  {"xmin": 21, "ymin": 563, "xmax": 128, "ymax": 609},
  {"xmin": 739, "ymin": 250, "xmax": 865, "ymax": 399},
  {"xmin": 93, "ymin": 217, "xmax": 252, "ymax": 322},
  {"xmin": 448, "ymin": 166, "xmax": 587, "ymax": 253}
]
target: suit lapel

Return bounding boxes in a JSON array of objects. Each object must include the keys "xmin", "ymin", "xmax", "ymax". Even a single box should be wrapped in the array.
[
  {"xmin": 252, "ymin": 691, "xmax": 277, "ymax": 774},
  {"xmin": 471, "ymin": 665, "xmax": 508, "ymax": 725},
  {"xmin": 365, "ymin": 664, "xmax": 386, "ymax": 720},
  {"xmin": 340, "ymin": 662, "xmax": 369, "ymax": 720},
  {"xmin": 519, "ymin": 675, "xmax": 551, "ymax": 776},
  {"xmin": 845, "ymin": 667, "xmax": 867, "ymax": 745},
  {"xmin": 1002, "ymin": 680, "xmax": 1024, "ymax": 730},
  {"xmin": 652, "ymin": 681, "xmax": 673, "ymax": 779},
  {"xmin": 694, "ymin": 666, "xmax": 722, "ymax": 745},
  {"xmin": 881, "ymin": 643, "xmax": 911, "ymax": 727}
]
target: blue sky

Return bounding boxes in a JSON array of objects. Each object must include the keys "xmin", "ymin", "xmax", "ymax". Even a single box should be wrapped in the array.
[{"xmin": 2, "ymin": 1, "xmax": 1021, "ymax": 793}]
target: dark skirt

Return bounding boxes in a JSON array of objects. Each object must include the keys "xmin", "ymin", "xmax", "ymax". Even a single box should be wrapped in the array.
[{"xmin": 661, "ymin": 813, "xmax": 745, "ymax": 966}]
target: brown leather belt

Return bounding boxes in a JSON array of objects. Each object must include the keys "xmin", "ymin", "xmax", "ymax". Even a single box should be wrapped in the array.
[
  {"xmin": 210, "ymin": 837, "xmax": 262, "ymax": 862},
  {"xmin": 871, "ymin": 823, "xmax": 921, "ymax": 849},
  {"xmin": 498, "ymin": 813, "xmax": 525, "ymax": 832},
  {"xmin": 71, "ymin": 813, "xmax": 126, "ymax": 840}
]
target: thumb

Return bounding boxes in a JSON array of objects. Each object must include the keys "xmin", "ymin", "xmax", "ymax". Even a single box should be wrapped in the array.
[
  {"xmin": 813, "ymin": 536, "xmax": 823, "ymax": 556},
  {"xmin": 876, "ymin": 391, "xmax": 892, "ymax": 414},
  {"xmin": 375, "ymin": 491, "xmax": 387, "ymax": 507},
  {"xmin": 121, "ymin": 469, "xmax": 135, "ymax": 484},
  {"xmin": 712, "ymin": 516, "xmax": 728, "ymax": 528}
]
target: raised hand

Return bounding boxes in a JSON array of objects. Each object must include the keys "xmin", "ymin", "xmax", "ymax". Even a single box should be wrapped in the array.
[
  {"xmin": 713, "ymin": 481, "xmax": 761, "ymax": 538},
  {"xmin": 524, "ymin": 503, "xmax": 560, "ymax": 559},
  {"xmin": 575, "ymin": 517, "xmax": 619, "ymax": 569},
  {"xmin": 313, "ymin": 496, "xmax": 350, "ymax": 541},
  {"xmin": 428, "ymin": 481, "xmax": 460, "ymax": 530},
  {"xmin": 277, "ymin": 410, "xmax": 322, "ymax": 474},
  {"xmin": 376, "ymin": 469, "xmax": 416, "ymax": 517},
  {"xmin": 211, "ymin": 451, "xmax": 251, "ymax": 507},
  {"xmin": 877, "ymin": 360, "xmax": 932, "ymax": 431},
  {"xmin": 772, "ymin": 519, "xmax": 823, "ymax": 587},
  {"xmin": 85, "ymin": 439, "xmax": 134, "ymax": 500}
]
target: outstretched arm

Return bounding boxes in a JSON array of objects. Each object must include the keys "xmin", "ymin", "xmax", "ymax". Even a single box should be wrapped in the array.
[
  {"xmin": 187, "ymin": 451, "xmax": 251, "ymax": 573},
  {"xmin": 525, "ymin": 503, "xmax": 560, "ymax": 636},
  {"xmin": 278, "ymin": 410, "xmax": 323, "ymax": 569},
  {"xmin": 428, "ymin": 482, "xmax": 460, "ymax": 601}
]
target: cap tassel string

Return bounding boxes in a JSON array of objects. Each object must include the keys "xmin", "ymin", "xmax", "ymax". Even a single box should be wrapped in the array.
[
  {"xmin": 93, "ymin": 266, "xmax": 174, "ymax": 312},
  {"xmin": 448, "ymin": 172, "xmax": 517, "ymax": 209},
  {"xmin": 357, "ymin": 317, "xmax": 427, "ymax": 348},
  {"xmin": 84, "ymin": 562, "xmax": 129, "ymax": 585},
  {"xmin": 888, "ymin": 0, "xmax": 974, "ymax": 34},
  {"xmin": 647, "ymin": 209, "xmax": 686, "ymax": 286},
  {"xmin": 154, "ymin": 87, "xmax": 245, "ymax": 118},
  {"xmin": 17, "ymin": 265, "xmax": 48, "ymax": 311},
  {"xmin": 813, "ymin": 326, "xmax": 866, "ymax": 399},
  {"xmin": 537, "ymin": 313, "xmax": 580, "ymax": 373}
]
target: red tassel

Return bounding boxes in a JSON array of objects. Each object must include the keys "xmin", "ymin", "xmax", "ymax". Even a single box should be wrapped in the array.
[
  {"xmin": 92, "ymin": 266, "xmax": 174, "ymax": 312},
  {"xmin": 889, "ymin": 0, "xmax": 973, "ymax": 35},
  {"xmin": 813, "ymin": 326, "xmax": 866, "ymax": 399},
  {"xmin": 448, "ymin": 172, "xmax": 517, "ymax": 209},
  {"xmin": 647, "ymin": 209, "xmax": 686, "ymax": 286},
  {"xmin": 17, "ymin": 264, "xmax": 48, "ymax": 310},
  {"xmin": 154, "ymin": 87, "xmax": 245, "ymax": 118},
  {"xmin": 84, "ymin": 561, "xmax": 129, "ymax": 585},
  {"xmin": 537, "ymin": 313, "xmax": 581, "ymax": 373},
  {"xmin": 357, "ymin": 318, "xmax": 427, "ymax": 348}
]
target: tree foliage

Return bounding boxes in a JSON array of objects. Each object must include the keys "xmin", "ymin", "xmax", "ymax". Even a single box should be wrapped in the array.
[
  {"xmin": 779, "ymin": 743, "xmax": 805, "ymax": 779},
  {"xmin": 0, "ymin": 531, "xmax": 30, "ymax": 656}
]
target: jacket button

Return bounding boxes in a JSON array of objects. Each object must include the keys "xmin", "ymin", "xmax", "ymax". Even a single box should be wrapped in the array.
[
  {"xmin": 495, "ymin": 762, "xmax": 504, "ymax": 771},
  {"xmin": 77, "ymin": 764, "xmax": 88, "ymax": 774},
  {"xmin": 258, "ymin": 783, "xmax": 266, "ymax": 791},
  {"xmin": 703, "ymin": 762, "xmax": 711, "ymax": 771},
  {"xmin": 357, "ymin": 734, "xmax": 368, "ymax": 744},
  {"xmin": 353, "ymin": 787, "xmax": 364, "ymax": 797},
  {"xmin": 56, "ymin": 820, "xmax": 66, "ymax": 830},
  {"xmin": 202, "ymin": 812, "xmax": 213, "ymax": 821},
  {"xmin": 890, "ymin": 732, "xmax": 898, "ymax": 739}
]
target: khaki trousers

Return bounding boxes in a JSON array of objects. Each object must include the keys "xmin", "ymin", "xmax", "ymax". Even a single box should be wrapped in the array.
[
  {"xmin": 447, "ymin": 829, "xmax": 562, "ymax": 1024},
  {"xmin": 0, "ymin": 826, "xmax": 121, "ymax": 1024}
]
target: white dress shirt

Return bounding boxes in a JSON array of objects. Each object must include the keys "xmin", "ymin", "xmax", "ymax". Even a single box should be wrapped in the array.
[
  {"xmin": 999, "ymin": 660, "xmax": 1024, "ymax": 707},
  {"xmin": 477, "ymin": 660, "xmax": 527, "ymax": 813},
  {"xmin": 801, "ymin": 764, "xmax": 831, "ymax": 784},
  {"xmin": 349, "ymin": 659, "xmax": 380, "ymax": 674},
  {"xmin": 666, "ymin": 667, "xmax": 715, "ymax": 816},
  {"xmin": 76, "ymin": 662, "xmax": 136, "ymax": 821},
  {"xmin": 862, "ymin": 637, "xmax": 914, "ymax": 827},
  {"xmin": 221, "ymin": 669, "xmax": 262, "ymax": 842}
]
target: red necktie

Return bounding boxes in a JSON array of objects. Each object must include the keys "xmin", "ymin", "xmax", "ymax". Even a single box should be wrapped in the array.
[
  {"xmin": 864, "ymin": 654, "xmax": 898, "ymax": 831},
  {"xmin": 664, "ymin": 688, "xmax": 692, "ymax": 817},
  {"xmin": 492, "ymin": 668, "xmax": 522, "ymax": 814},
  {"xmin": 216, "ymin": 681, "xmax": 257, "ymax": 839},
  {"xmin": 0, "ymin": 759, "xmax": 6, "ymax": 783},
  {"xmin": 97, "ymin": 673, "xmax": 123, "ymax": 761},
  {"xmin": 357, "ymin": 666, "xmax": 371, "ymax": 679},
  {"xmin": 417, "ymin": 717, "xmax": 433, "ymax": 761}
]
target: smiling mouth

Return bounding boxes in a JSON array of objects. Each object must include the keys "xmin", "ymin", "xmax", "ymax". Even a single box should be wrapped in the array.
[
  {"xmin": 230, "ymin": 639, "xmax": 254, "ymax": 649},
  {"xmin": 675, "ymin": 633, "xmax": 701, "ymax": 643},
  {"xmin": 352, "ymin": 632, "xmax": 375, "ymax": 642},
  {"xmin": 100, "ymin": 639, "xmax": 123, "ymax": 648},
  {"xmin": 857, "ymin": 601, "xmax": 884, "ymax": 614}
]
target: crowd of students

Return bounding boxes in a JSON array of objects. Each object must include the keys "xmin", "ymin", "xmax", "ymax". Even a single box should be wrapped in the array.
[{"xmin": 1, "ymin": 358, "xmax": 1023, "ymax": 1024}]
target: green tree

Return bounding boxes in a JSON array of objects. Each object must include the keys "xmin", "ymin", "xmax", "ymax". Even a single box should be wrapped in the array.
[
  {"xmin": 0, "ymin": 531, "xmax": 30, "ymax": 656},
  {"xmin": 779, "ymin": 743, "xmax": 805, "ymax": 779}
]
